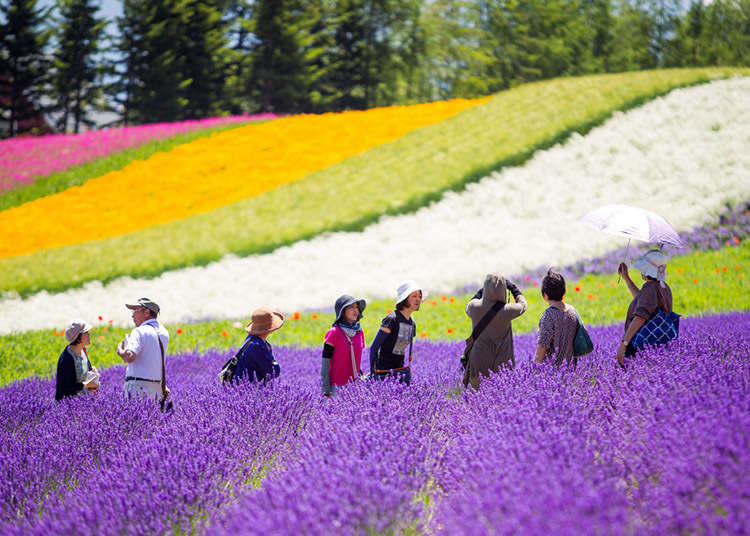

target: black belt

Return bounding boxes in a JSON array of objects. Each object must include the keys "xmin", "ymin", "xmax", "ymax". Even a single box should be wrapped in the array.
[{"xmin": 125, "ymin": 376, "xmax": 160, "ymax": 383}]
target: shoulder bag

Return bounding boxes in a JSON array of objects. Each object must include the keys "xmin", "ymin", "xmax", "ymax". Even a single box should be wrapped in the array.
[
  {"xmin": 218, "ymin": 336, "xmax": 255, "ymax": 384},
  {"xmin": 572, "ymin": 307, "xmax": 594, "ymax": 357},
  {"xmin": 632, "ymin": 286, "xmax": 680, "ymax": 350},
  {"xmin": 150, "ymin": 325, "xmax": 172, "ymax": 412}
]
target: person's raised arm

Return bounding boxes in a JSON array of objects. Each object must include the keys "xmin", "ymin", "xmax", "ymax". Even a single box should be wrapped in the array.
[{"xmin": 618, "ymin": 263, "xmax": 639, "ymax": 299}]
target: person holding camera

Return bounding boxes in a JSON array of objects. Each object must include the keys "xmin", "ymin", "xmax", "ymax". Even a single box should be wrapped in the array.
[{"xmin": 463, "ymin": 273, "xmax": 526, "ymax": 389}]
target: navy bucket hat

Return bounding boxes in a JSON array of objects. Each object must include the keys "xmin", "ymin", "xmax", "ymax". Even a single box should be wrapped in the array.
[{"xmin": 333, "ymin": 295, "xmax": 366, "ymax": 325}]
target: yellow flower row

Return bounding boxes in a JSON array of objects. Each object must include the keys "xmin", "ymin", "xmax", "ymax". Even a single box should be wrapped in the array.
[{"xmin": 0, "ymin": 97, "xmax": 490, "ymax": 259}]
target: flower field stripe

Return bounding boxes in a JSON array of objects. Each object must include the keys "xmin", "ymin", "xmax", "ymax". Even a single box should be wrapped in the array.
[
  {"xmin": 0, "ymin": 115, "xmax": 266, "ymax": 193},
  {"xmin": 1, "ymin": 74, "xmax": 747, "ymax": 335},
  {"xmin": 0, "ymin": 98, "xmax": 489, "ymax": 259},
  {"xmin": 0, "ymin": 234, "xmax": 748, "ymax": 388},
  {"xmin": 0, "ymin": 118, "xmax": 273, "ymax": 212},
  {"xmin": 0, "ymin": 68, "xmax": 746, "ymax": 297}
]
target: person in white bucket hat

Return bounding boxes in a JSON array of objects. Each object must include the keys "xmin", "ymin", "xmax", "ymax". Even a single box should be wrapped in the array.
[
  {"xmin": 368, "ymin": 280, "xmax": 425, "ymax": 385},
  {"xmin": 616, "ymin": 249, "xmax": 674, "ymax": 367}
]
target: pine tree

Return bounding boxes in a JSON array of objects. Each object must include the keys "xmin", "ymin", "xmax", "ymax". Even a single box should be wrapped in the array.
[
  {"xmin": 0, "ymin": 0, "xmax": 50, "ymax": 136},
  {"xmin": 248, "ymin": 0, "xmax": 311, "ymax": 113},
  {"xmin": 52, "ymin": 0, "xmax": 106, "ymax": 132}
]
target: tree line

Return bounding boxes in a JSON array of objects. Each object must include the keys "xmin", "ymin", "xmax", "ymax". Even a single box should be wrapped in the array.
[{"xmin": 0, "ymin": 0, "xmax": 748, "ymax": 136}]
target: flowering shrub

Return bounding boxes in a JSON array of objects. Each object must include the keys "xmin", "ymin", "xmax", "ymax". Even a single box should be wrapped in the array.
[
  {"xmin": 2, "ymin": 313, "xmax": 748, "ymax": 534},
  {"xmin": 0, "ymin": 115, "xmax": 266, "ymax": 192},
  {"xmin": 0, "ymin": 98, "xmax": 488, "ymax": 259}
]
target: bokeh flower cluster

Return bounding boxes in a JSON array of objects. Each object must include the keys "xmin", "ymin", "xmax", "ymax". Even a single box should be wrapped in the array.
[{"xmin": 1, "ymin": 313, "xmax": 748, "ymax": 534}]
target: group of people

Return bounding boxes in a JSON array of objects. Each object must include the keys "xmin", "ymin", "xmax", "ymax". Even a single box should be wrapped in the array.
[{"xmin": 55, "ymin": 249, "xmax": 674, "ymax": 402}]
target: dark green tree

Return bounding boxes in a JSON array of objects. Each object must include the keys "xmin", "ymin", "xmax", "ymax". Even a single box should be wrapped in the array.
[
  {"xmin": 223, "ymin": 0, "xmax": 255, "ymax": 113},
  {"xmin": 52, "ymin": 0, "xmax": 106, "ymax": 133},
  {"xmin": 0, "ymin": 0, "xmax": 50, "ymax": 136},
  {"xmin": 248, "ymin": 0, "xmax": 312, "ymax": 113},
  {"xmin": 179, "ymin": 0, "xmax": 231, "ymax": 119}
]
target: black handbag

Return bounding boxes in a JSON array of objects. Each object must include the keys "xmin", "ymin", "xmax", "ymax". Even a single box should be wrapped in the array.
[
  {"xmin": 218, "ymin": 336, "xmax": 254, "ymax": 384},
  {"xmin": 461, "ymin": 301, "xmax": 503, "ymax": 370}
]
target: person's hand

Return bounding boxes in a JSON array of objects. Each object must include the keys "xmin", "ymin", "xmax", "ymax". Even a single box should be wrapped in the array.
[
  {"xmin": 616, "ymin": 343, "xmax": 627, "ymax": 369},
  {"xmin": 618, "ymin": 262, "xmax": 630, "ymax": 280}
]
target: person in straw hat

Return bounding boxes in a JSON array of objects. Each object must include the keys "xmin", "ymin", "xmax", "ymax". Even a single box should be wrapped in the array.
[
  {"xmin": 55, "ymin": 319, "xmax": 99, "ymax": 401},
  {"xmin": 616, "ymin": 249, "xmax": 673, "ymax": 367},
  {"xmin": 233, "ymin": 307, "xmax": 285, "ymax": 383},
  {"xmin": 321, "ymin": 294, "xmax": 366, "ymax": 397},
  {"xmin": 369, "ymin": 280, "xmax": 424, "ymax": 386}
]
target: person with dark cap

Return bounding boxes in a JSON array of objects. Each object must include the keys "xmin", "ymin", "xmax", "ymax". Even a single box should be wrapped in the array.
[
  {"xmin": 233, "ymin": 307, "xmax": 285, "ymax": 383},
  {"xmin": 55, "ymin": 319, "xmax": 99, "ymax": 401},
  {"xmin": 117, "ymin": 297, "xmax": 170, "ymax": 402},
  {"xmin": 369, "ymin": 280, "xmax": 425, "ymax": 386},
  {"xmin": 321, "ymin": 295, "xmax": 366, "ymax": 397}
]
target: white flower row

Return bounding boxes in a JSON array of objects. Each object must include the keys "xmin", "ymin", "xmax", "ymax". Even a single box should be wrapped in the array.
[{"xmin": 2, "ymin": 77, "xmax": 749, "ymax": 334}]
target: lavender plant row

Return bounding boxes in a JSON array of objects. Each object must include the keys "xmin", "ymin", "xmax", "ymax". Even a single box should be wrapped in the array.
[
  {"xmin": 212, "ymin": 313, "xmax": 750, "ymax": 535},
  {"xmin": 3, "ymin": 313, "xmax": 749, "ymax": 534}
]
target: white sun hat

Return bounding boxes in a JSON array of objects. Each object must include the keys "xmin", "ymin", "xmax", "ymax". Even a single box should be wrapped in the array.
[
  {"xmin": 631, "ymin": 249, "xmax": 669, "ymax": 286},
  {"xmin": 395, "ymin": 280, "xmax": 427, "ymax": 306}
]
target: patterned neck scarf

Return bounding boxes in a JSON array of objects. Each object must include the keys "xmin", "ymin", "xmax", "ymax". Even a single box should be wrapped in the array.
[{"xmin": 337, "ymin": 321, "xmax": 362, "ymax": 338}]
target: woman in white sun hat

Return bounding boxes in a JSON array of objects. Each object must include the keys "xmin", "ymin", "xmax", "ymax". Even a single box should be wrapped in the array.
[
  {"xmin": 368, "ymin": 280, "xmax": 425, "ymax": 385},
  {"xmin": 55, "ymin": 320, "xmax": 99, "ymax": 401},
  {"xmin": 616, "ymin": 249, "xmax": 674, "ymax": 367}
]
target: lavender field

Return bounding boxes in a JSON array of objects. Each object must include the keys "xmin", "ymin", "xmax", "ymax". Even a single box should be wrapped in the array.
[{"xmin": 2, "ymin": 313, "xmax": 748, "ymax": 535}]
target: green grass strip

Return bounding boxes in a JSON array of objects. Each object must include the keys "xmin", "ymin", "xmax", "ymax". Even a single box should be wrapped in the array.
[
  {"xmin": 1, "ymin": 67, "xmax": 747, "ymax": 297},
  {"xmin": 0, "ymin": 120, "xmax": 264, "ymax": 212},
  {"xmin": 2, "ymin": 240, "xmax": 748, "ymax": 387}
]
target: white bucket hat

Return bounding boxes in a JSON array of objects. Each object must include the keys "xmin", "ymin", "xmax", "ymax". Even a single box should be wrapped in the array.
[
  {"xmin": 632, "ymin": 249, "xmax": 669, "ymax": 287},
  {"xmin": 395, "ymin": 280, "xmax": 427, "ymax": 306}
]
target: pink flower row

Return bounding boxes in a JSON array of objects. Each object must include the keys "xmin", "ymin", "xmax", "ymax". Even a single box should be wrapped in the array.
[{"xmin": 0, "ymin": 114, "xmax": 276, "ymax": 193}]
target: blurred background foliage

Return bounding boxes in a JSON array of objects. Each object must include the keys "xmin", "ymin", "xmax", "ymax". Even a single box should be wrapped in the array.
[{"xmin": 1, "ymin": 0, "xmax": 749, "ymax": 135}]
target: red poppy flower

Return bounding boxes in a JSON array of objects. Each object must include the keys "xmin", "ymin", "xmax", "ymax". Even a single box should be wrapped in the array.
[
  {"xmin": 221, "ymin": 330, "xmax": 228, "ymax": 337},
  {"xmin": 177, "ymin": 329, "xmax": 183, "ymax": 335},
  {"xmin": 312, "ymin": 314, "xmax": 318, "ymax": 320},
  {"xmin": 98, "ymin": 315, "xmax": 103, "ymax": 321},
  {"xmin": 420, "ymin": 332, "xmax": 427, "ymax": 338},
  {"xmin": 293, "ymin": 312, "xmax": 301, "ymax": 320}
]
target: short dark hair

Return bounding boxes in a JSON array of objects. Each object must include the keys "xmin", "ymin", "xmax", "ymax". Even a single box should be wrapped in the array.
[
  {"xmin": 71, "ymin": 333, "xmax": 83, "ymax": 346},
  {"xmin": 541, "ymin": 269, "xmax": 566, "ymax": 301},
  {"xmin": 395, "ymin": 299, "xmax": 408, "ymax": 311}
]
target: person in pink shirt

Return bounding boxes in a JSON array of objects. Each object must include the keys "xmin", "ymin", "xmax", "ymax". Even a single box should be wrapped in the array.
[{"xmin": 321, "ymin": 295, "xmax": 366, "ymax": 397}]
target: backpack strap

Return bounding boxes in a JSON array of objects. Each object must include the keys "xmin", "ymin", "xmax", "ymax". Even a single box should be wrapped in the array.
[
  {"xmin": 149, "ymin": 324, "xmax": 168, "ymax": 401},
  {"xmin": 341, "ymin": 330, "xmax": 360, "ymax": 380}
]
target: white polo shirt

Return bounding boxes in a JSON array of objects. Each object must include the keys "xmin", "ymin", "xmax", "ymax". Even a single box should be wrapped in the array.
[{"xmin": 125, "ymin": 318, "xmax": 170, "ymax": 381}]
